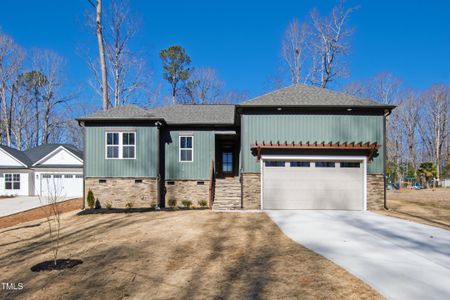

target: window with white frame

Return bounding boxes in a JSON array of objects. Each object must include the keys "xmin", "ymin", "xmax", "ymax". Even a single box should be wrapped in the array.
[
  {"xmin": 179, "ymin": 136, "xmax": 193, "ymax": 162},
  {"xmin": 5, "ymin": 173, "xmax": 20, "ymax": 190},
  {"xmin": 106, "ymin": 132, "xmax": 136, "ymax": 159}
]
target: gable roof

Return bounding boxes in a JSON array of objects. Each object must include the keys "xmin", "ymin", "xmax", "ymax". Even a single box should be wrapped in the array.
[
  {"xmin": 0, "ymin": 144, "xmax": 82, "ymax": 168},
  {"xmin": 0, "ymin": 145, "xmax": 32, "ymax": 166},
  {"xmin": 147, "ymin": 104, "xmax": 236, "ymax": 125},
  {"xmin": 239, "ymin": 84, "xmax": 395, "ymax": 108},
  {"xmin": 24, "ymin": 144, "xmax": 83, "ymax": 165},
  {"xmin": 77, "ymin": 104, "xmax": 163, "ymax": 122}
]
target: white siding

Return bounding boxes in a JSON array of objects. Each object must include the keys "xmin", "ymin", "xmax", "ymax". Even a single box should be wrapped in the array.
[
  {"xmin": 35, "ymin": 148, "xmax": 82, "ymax": 166},
  {"xmin": 0, "ymin": 173, "xmax": 29, "ymax": 196},
  {"xmin": 0, "ymin": 149, "xmax": 25, "ymax": 167}
]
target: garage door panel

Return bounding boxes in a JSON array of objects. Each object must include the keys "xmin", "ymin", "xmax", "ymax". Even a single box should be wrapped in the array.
[{"xmin": 263, "ymin": 158, "xmax": 364, "ymax": 210}]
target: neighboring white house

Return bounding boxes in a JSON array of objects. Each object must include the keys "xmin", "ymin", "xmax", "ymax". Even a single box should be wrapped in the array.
[{"xmin": 0, "ymin": 144, "xmax": 83, "ymax": 197}]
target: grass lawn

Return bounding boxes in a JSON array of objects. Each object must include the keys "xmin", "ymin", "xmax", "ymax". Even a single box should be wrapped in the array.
[
  {"xmin": 383, "ymin": 188, "xmax": 450, "ymax": 230},
  {"xmin": 0, "ymin": 210, "xmax": 381, "ymax": 299}
]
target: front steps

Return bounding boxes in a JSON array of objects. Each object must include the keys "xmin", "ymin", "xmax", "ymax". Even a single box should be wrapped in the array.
[{"xmin": 213, "ymin": 177, "xmax": 241, "ymax": 210}]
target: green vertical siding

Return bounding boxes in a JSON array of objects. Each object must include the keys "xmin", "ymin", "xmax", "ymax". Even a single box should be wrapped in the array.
[
  {"xmin": 164, "ymin": 129, "xmax": 215, "ymax": 180},
  {"xmin": 242, "ymin": 114, "xmax": 384, "ymax": 174},
  {"xmin": 85, "ymin": 126, "xmax": 157, "ymax": 177}
]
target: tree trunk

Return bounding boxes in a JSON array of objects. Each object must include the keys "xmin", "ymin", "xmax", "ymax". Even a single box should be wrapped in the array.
[{"xmin": 96, "ymin": 0, "xmax": 109, "ymax": 110}]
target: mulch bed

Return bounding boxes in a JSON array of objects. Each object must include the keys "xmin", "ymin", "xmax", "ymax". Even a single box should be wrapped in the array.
[
  {"xmin": 31, "ymin": 259, "xmax": 83, "ymax": 272},
  {"xmin": 0, "ymin": 198, "xmax": 83, "ymax": 229}
]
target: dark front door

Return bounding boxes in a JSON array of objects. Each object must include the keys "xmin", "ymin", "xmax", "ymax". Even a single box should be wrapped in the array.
[{"xmin": 222, "ymin": 151, "xmax": 233, "ymax": 177}]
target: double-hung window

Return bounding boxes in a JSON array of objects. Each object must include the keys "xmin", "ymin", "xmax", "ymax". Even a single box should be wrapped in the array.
[
  {"xmin": 179, "ymin": 136, "xmax": 193, "ymax": 162},
  {"xmin": 5, "ymin": 174, "xmax": 20, "ymax": 190},
  {"xmin": 106, "ymin": 132, "xmax": 136, "ymax": 159}
]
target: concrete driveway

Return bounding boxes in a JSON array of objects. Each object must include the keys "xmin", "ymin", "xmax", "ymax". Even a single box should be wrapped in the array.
[
  {"xmin": 266, "ymin": 210, "xmax": 450, "ymax": 300},
  {"xmin": 0, "ymin": 196, "xmax": 72, "ymax": 217}
]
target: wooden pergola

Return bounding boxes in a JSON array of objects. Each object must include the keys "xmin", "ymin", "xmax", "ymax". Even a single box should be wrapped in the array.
[{"xmin": 250, "ymin": 141, "xmax": 380, "ymax": 161}]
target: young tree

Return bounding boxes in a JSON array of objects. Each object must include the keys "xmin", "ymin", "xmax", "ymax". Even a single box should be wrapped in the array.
[
  {"xmin": 281, "ymin": 18, "xmax": 309, "ymax": 84},
  {"xmin": 160, "ymin": 45, "xmax": 191, "ymax": 104},
  {"xmin": 309, "ymin": 0, "xmax": 357, "ymax": 88},
  {"xmin": 88, "ymin": 0, "xmax": 109, "ymax": 110}
]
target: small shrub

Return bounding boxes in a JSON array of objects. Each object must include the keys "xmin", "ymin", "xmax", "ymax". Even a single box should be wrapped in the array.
[
  {"xmin": 105, "ymin": 201, "xmax": 112, "ymax": 209},
  {"xmin": 125, "ymin": 200, "xmax": 134, "ymax": 209},
  {"xmin": 86, "ymin": 190, "xmax": 95, "ymax": 209},
  {"xmin": 198, "ymin": 199, "xmax": 208, "ymax": 208},
  {"xmin": 168, "ymin": 198, "xmax": 177, "ymax": 208},
  {"xmin": 95, "ymin": 199, "xmax": 102, "ymax": 209},
  {"xmin": 150, "ymin": 200, "xmax": 157, "ymax": 209},
  {"xmin": 181, "ymin": 200, "xmax": 192, "ymax": 208}
]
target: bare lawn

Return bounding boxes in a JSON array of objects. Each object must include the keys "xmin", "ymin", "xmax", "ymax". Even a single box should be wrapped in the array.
[
  {"xmin": 0, "ymin": 210, "xmax": 381, "ymax": 299},
  {"xmin": 384, "ymin": 188, "xmax": 450, "ymax": 230}
]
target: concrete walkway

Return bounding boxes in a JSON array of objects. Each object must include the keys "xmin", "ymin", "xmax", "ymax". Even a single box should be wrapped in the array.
[
  {"xmin": 266, "ymin": 210, "xmax": 450, "ymax": 300},
  {"xmin": 0, "ymin": 196, "xmax": 72, "ymax": 217}
]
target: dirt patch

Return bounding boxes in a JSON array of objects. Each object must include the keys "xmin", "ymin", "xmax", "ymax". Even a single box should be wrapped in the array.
[
  {"xmin": 379, "ymin": 189, "xmax": 450, "ymax": 230},
  {"xmin": 0, "ymin": 198, "xmax": 83, "ymax": 229},
  {"xmin": 0, "ymin": 210, "xmax": 382, "ymax": 299}
]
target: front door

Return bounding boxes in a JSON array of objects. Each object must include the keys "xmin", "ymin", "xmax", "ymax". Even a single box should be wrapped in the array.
[{"xmin": 222, "ymin": 151, "xmax": 233, "ymax": 177}]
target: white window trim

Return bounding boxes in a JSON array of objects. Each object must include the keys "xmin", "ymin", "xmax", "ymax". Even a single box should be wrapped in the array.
[
  {"xmin": 179, "ymin": 135, "xmax": 194, "ymax": 162},
  {"xmin": 105, "ymin": 131, "xmax": 137, "ymax": 160},
  {"xmin": 260, "ymin": 155, "xmax": 367, "ymax": 211},
  {"xmin": 5, "ymin": 173, "xmax": 20, "ymax": 190}
]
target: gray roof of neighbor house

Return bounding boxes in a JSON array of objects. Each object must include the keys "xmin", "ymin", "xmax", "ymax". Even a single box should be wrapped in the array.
[
  {"xmin": 77, "ymin": 104, "xmax": 163, "ymax": 121},
  {"xmin": 0, "ymin": 145, "xmax": 32, "ymax": 166},
  {"xmin": 147, "ymin": 104, "xmax": 236, "ymax": 125},
  {"xmin": 0, "ymin": 144, "xmax": 82, "ymax": 168},
  {"xmin": 239, "ymin": 84, "xmax": 395, "ymax": 108},
  {"xmin": 24, "ymin": 144, "xmax": 83, "ymax": 164}
]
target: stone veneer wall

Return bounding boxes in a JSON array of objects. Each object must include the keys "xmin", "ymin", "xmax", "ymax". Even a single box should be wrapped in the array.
[
  {"xmin": 165, "ymin": 180, "xmax": 210, "ymax": 207},
  {"xmin": 242, "ymin": 173, "xmax": 261, "ymax": 209},
  {"xmin": 85, "ymin": 177, "xmax": 157, "ymax": 208},
  {"xmin": 367, "ymin": 174, "xmax": 385, "ymax": 210}
]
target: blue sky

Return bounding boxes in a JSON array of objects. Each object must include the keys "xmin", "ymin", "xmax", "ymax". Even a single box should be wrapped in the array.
[{"xmin": 0, "ymin": 0, "xmax": 449, "ymax": 107}]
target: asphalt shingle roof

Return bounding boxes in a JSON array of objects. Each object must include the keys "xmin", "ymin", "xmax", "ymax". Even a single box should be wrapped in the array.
[
  {"xmin": 77, "ymin": 104, "xmax": 162, "ymax": 121},
  {"xmin": 0, "ymin": 144, "xmax": 83, "ymax": 167},
  {"xmin": 239, "ymin": 84, "xmax": 391, "ymax": 107},
  {"xmin": 0, "ymin": 145, "xmax": 32, "ymax": 166},
  {"xmin": 147, "ymin": 104, "xmax": 236, "ymax": 125}
]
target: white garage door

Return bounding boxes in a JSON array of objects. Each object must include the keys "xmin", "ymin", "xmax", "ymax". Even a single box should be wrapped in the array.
[
  {"xmin": 263, "ymin": 157, "xmax": 365, "ymax": 210},
  {"xmin": 40, "ymin": 173, "xmax": 83, "ymax": 197}
]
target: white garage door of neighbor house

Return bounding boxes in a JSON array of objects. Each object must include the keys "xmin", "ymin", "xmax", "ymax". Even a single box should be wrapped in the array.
[
  {"xmin": 40, "ymin": 174, "xmax": 83, "ymax": 197},
  {"xmin": 263, "ymin": 158, "xmax": 365, "ymax": 210}
]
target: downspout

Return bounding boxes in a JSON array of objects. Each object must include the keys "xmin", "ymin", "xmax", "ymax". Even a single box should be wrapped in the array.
[
  {"xmin": 383, "ymin": 109, "xmax": 392, "ymax": 210},
  {"xmin": 78, "ymin": 120, "xmax": 86, "ymax": 210},
  {"xmin": 155, "ymin": 121, "xmax": 162, "ymax": 209}
]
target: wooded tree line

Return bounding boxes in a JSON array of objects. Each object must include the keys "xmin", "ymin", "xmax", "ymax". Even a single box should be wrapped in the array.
[
  {"xmin": 343, "ymin": 73, "xmax": 449, "ymax": 183},
  {"xmin": 0, "ymin": 31, "xmax": 79, "ymax": 150}
]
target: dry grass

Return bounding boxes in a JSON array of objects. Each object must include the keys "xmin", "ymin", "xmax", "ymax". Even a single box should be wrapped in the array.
[
  {"xmin": 381, "ymin": 188, "xmax": 450, "ymax": 230},
  {"xmin": 0, "ymin": 210, "xmax": 381, "ymax": 299}
]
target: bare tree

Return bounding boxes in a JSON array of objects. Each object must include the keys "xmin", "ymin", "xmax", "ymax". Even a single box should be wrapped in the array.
[
  {"xmin": 88, "ymin": 0, "xmax": 109, "ymax": 110},
  {"xmin": 398, "ymin": 90, "xmax": 420, "ymax": 170},
  {"xmin": 0, "ymin": 31, "xmax": 24, "ymax": 146},
  {"xmin": 181, "ymin": 67, "xmax": 225, "ymax": 104},
  {"xmin": 281, "ymin": 18, "xmax": 309, "ymax": 84},
  {"xmin": 32, "ymin": 50, "xmax": 73, "ymax": 144},
  {"xmin": 39, "ymin": 177, "xmax": 65, "ymax": 266},
  {"xmin": 419, "ymin": 85, "xmax": 449, "ymax": 180},
  {"xmin": 309, "ymin": 0, "xmax": 357, "ymax": 88}
]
